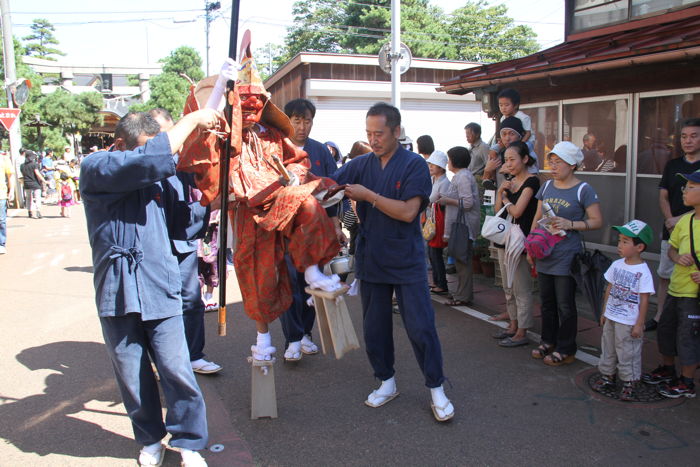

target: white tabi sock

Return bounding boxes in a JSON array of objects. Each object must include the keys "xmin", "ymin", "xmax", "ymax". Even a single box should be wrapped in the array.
[{"xmin": 256, "ymin": 332, "xmax": 271, "ymax": 349}]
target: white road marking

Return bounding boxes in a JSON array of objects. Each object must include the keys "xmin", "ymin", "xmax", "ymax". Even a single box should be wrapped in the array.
[
  {"xmin": 50, "ymin": 254, "xmax": 65, "ymax": 267},
  {"xmin": 23, "ymin": 266, "xmax": 42, "ymax": 276},
  {"xmin": 432, "ymin": 295, "xmax": 600, "ymax": 366}
]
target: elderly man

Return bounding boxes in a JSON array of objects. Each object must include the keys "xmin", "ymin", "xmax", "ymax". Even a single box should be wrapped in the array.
[
  {"xmin": 81, "ymin": 109, "xmax": 219, "ymax": 467},
  {"xmin": 333, "ymin": 102, "xmax": 454, "ymax": 422},
  {"xmin": 465, "ymin": 122, "xmax": 489, "ymax": 176}
]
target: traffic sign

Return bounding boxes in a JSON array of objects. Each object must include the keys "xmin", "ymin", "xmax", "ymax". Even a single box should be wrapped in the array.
[{"xmin": 0, "ymin": 108, "xmax": 21, "ymax": 131}]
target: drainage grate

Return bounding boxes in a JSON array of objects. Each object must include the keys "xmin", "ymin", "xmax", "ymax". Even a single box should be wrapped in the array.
[
  {"xmin": 575, "ymin": 368, "xmax": 685, "ymax": 407},
  {"xmin": 587, "ymin": 371, "xmax": 668, "ymax": 403}
]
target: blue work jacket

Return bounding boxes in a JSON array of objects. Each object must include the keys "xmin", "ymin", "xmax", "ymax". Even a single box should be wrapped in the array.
[
  {"xmin": 162, "ymin": 157, "xmax": 210, "ymax": 255},
  {"xmin": 304, "ymin": 137, "xmax": 339, "ymax": 217},
  {"xmin": 81, "ymin": 133, "xmax": 183, "ymax": 320},
  {"xmin": 333, "ymin": 145, "xmax": 431, "ymax": 284}
]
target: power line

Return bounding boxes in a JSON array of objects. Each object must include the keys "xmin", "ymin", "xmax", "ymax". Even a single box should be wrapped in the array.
[{"xmin": 13, "ymin": 9, "xmax": 202, "ymax": 15}]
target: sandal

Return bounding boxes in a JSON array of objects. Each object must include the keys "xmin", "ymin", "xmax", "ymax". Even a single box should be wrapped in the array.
[
  {"xmin": 430, "ymin": 400, "xmax": 455, "ymax": 422},
  {"xmin": 445, "ymin": 299, "xmax": 470, "ymax": 307},
  {"xmin": 488, "ymin": 312, "xmax": 510, "ymax": 322},
  {"xmin": 531, "ymin": 344, "xmax": 553, "ymax": 359},
  {"xmin": 431, "ymin": 288, "xmax": 448, "ymax": 295},
  {"xmin": 543, "ymin": 351, "xmax": 576, "ymax": 367}
]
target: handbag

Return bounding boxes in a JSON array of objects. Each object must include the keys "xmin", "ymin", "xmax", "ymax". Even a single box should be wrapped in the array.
[
  {"xmin": 422, "ymin": 204, "xmax": 436, "ymax": 241},
  {"xmin": 524, "ymin": 228, "xmax": 564, "ymax": 259},
  {"xmin": 481, "ymin": 203, "xmax": 512, "ymax": 244},
  {"xmin": 447, "ymin": 199, "xmax": 472, "ymax": 263}
]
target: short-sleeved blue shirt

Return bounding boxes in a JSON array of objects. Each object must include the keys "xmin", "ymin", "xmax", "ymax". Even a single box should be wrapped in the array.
[
  {"xmin": 535, "ymin": 180, "xmax": 599, "ymax": 275},
  {"xmin": 333, "ymin": 146, "xmax": 431, "ymax": 284},
  {"xmin": 304, "ymin": 137, "xmax": 339, "ymax": 217}
]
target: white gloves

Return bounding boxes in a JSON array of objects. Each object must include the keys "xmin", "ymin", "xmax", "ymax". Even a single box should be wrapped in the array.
[{"xmin": 206, "ymin": 58, "xmax": 239, "ymax": 110}]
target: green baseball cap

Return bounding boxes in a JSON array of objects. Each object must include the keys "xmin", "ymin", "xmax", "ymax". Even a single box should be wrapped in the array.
[{"xmin": 612, "ymin": 220, "xmax": 653, "ymax": 246}]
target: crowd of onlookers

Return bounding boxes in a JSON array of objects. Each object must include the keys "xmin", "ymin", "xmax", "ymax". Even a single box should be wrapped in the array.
[{"xmin": 412, "ymin": 87, "xmax": 700, "ymax": 402}]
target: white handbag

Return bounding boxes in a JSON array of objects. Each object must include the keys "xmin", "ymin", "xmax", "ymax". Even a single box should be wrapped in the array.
[{"xmin": 481, "ymin": 203, "xmax": 512, "ymax": 244}]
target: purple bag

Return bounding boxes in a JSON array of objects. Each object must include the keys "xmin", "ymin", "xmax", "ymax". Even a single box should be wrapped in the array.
[{"xmin": 524, "ymin": 228, "xmax": 564, "ymax": 259}]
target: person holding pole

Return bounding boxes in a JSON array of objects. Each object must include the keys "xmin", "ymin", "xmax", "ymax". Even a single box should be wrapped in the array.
[{"xmin": 81, "ymin": 109, "xmax": 220, "ymax": 467}]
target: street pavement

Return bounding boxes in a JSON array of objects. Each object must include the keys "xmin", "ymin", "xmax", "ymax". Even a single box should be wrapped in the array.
[{"xmin": 1, "ymin": 204, "xmax": 700, "ymax": 466}]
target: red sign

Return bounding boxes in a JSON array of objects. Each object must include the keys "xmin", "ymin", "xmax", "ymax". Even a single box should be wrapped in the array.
[{"xmin": 0, "ymin": 108, "xmax": 21, "ymax": 131}]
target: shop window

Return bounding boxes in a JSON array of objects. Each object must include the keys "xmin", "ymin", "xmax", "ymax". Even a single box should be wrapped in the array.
[
  {"xmin": 563, "ymin": 99, "xmax": 629, "ymax": 173},
  {"xmin": 632, "ymin": 0, "xmax": 700, "ymax": 17},
  {"xmin": 634, "ymin": 90, "xmax": 700, "ymax": 253},
  {"xmin": 636, "ymin": 92, "xmax": 700, "ymax": 175},
  {"xmin": 520, "ymin": 105, "xmax": 559, "ymax": 170}
]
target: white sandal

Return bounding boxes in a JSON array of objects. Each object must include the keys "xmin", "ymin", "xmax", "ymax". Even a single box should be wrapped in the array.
[
  {"xmin": 364, "ymin": 390, "xmax": 399, "ymax": 408},
  {"xmin": 430, "ymin": 400, "xmax": 454, "ymax": 422}
]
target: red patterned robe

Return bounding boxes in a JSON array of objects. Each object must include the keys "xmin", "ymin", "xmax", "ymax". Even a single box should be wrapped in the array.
[{"xmin": 178, "ymin": 90, "xmax": 340, "ymax": 323}]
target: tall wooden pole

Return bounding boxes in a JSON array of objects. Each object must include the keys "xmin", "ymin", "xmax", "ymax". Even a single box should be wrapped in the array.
[
  {"xmin": 390, "ymin": 0, "xmax": 401, "ymax": 111},
  {"xmin": 217, "ymin": 0, "xmax": 240, "ymax": 336}
]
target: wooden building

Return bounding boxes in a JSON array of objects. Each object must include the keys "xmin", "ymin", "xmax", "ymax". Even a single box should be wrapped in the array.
[
  {"xmin": 439, "ymin": 0, "xmax": 700, "ymax": 268},
  {"xmin": 264, "ymin": 52, "xmax": 491, "ymax": 156}
]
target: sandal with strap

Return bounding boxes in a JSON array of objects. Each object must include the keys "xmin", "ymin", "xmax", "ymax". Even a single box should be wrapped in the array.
[
  {"xmin": 445, "ymin": 299, "xmax": 471, "ymax": 307},
  {"xmin": 543, "ymin": 351, "xmax": 576, "ymax": 367},
  {"xmin": 531, "ymin": 344, "xmax": 553, "ymax": 359}
]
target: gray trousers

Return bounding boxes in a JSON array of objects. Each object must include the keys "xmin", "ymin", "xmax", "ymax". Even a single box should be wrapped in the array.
[
  {"xmin": 100, "ymin": 314, "xmax": 208, "ymax": 450},
  {"xmin": 598, "ymin": 318, "xmax": 642, "ymax": 382},
  {"xmin": 497, "ymin": 248, "xmax": 534, "ymax": 329}
]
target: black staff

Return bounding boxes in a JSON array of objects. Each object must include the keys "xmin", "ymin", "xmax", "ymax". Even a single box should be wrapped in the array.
[{"xmin": 217, "ymin": 0, "xmax": 241, "ymax": 337}]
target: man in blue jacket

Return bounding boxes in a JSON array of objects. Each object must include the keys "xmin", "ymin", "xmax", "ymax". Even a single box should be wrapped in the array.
[
  {"xmin": 280, "ymin": 98, "xmax": 346, "ymax": 361},
  {"xmin": 81, "ymin": 109, "xmax": 220, "ymax": 467},
  {"xmin": 150, "ymin": 108, "xmax": 222, "ymax": 375},
  {"xmin": 333, "ymin": 102, "xmax": 454, "ymax": 422}
]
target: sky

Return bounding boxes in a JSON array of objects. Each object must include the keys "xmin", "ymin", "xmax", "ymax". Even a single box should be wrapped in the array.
[{"xmin": 10, "ymin": 0, "xmax": 565, "ymax": 72}]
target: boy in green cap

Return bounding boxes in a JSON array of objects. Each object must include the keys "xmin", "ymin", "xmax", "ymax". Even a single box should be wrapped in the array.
[{"xmin": 593, "ymin": 220, "xmax": 655, "ymax": 401}]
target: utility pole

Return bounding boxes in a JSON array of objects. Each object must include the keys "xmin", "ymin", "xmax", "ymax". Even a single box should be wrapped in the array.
[
  {"xmin": 204, "ymin": 1, "xmax": 221, "ymax": 76},
  {"xmin": 390, "ymin": 0, "xmax": 401, "ymax": 111},
  {"xmin": 0, "ymin": 0, "xmax": 22, "ymax": 205}
]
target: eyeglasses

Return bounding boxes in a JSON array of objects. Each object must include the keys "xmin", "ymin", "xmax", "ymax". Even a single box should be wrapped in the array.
[{"xmin": 681, "ymin": 185, "xmax": 700, "ymax": 192}]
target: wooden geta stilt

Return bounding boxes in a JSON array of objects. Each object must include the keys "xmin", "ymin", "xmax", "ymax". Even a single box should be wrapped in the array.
[
  {"xmin": 247, "ymin": 357, "xmax": 277, "ymax": 419},
  {"xmin": 305, "ymin": 285, "xmax": 359, "ymax": 359}
]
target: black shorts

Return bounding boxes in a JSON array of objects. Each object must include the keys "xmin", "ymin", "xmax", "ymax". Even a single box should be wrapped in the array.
[{"xmin": 674, "ymin": 296, "xmax": 700, "ymax": 366}]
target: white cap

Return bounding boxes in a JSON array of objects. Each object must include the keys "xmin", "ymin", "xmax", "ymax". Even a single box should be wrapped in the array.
[
  {"xmin": 548, "ymin": 141, "xmax": 584, "ymax": 167},
  {"xmin": 426, "ymin": 150, "xmax": 448, "ymax": 169}
]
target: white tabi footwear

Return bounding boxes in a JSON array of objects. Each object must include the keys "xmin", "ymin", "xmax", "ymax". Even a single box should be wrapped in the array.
[
  {"xmin": 284, "ymin": 341, "xmax": 302, "ymax": 362},
  {"xmin": 365, "ymin": 377, "xmax": 399, "ymax": 408},
  {"xmin": 251, "ymin": 345, "xmax": 276, "ymax": 361},
  {"xmin": 138, "ymin": 442, "xmax": 165, "ymax": 466},
  {"xmin": 300, "ymin": 335, "xmax": 319, "ymax": 355},
  {"xmin": 191, "ymin": 358, "xmax": 222, "ymax": 374}
]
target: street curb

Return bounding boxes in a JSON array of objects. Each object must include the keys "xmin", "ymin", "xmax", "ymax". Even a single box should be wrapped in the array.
[
  {"xmin": 431, "ymin": 295, "xmax": 600, "ymax": 367},
  {"xmin": 196, "ymin": 374, "xmax": 255, "ymax": 467}
]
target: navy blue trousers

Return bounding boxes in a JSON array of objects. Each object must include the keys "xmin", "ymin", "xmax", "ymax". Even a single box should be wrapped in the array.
[
  {"xmin": 177, "ymin": 251, "xmax": 206, "ymax": 361},
  {"xmin": 100, "ymin": 314, "xmax": 208, "ymax": 450},
  {"xmin": 279, "ymin": 254, "xmax": 315, "ymax": 344},
  {"xmin": 360, "ymin": 280, "xmax": 445, "ymax": 388}
]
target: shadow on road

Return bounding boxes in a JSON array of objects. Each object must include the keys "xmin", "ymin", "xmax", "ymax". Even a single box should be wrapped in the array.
[
  {"xmin": 65, "ymin": 265, "xmax": 94, "ymax": 273},
  {"xmin": 0, "ymin": 341, "xmax": 133, "ymax": 461}
]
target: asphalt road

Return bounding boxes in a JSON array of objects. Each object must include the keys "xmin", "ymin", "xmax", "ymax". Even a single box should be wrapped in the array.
[{"xmin": 2, "ymin": 204, "xmax": 700, "ymax": 466}]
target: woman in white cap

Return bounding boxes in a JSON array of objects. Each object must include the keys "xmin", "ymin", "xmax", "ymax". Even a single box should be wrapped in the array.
[
  {"xmin": 528, "ymin": 141, "xmax": 603, "ymax": 366},
  {"xmin": 426, "ymin": 150, "xmax": 451, "ymax": 295}
]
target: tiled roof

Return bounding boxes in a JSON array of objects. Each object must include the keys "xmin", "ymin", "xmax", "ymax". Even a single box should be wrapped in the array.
[{"xmin": 439, "ymin": 16, "xmax": 700, "ymax": 93}]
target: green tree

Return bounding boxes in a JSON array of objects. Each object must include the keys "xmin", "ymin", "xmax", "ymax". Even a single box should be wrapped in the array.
[
  {"xmin": 447, "ymin": 2, "xmax": 539, "ymax": 62},
  {"xmin": 22, "ymin": 18, "xmax": 66, "ymax": 61},
  {"xmin": 30, "ymin": 89, "xmax": 103, "ymax": 150},
  {"xmin": 0, "ymin": 37, "xmax": 46, "ymax": 148},
  {"xmin": 131, "ymin": 46, "xmax": 204, "ymax": 117},
  {"xmin": 254, "ymin": 43, "xmax": 286, "ymax": 80},
  {"xmin": 280, "ymin": 0, "xmax": 539, "ymax": 65}
]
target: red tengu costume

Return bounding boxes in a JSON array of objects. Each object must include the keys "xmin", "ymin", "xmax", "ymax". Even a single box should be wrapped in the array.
[{"xmin": 177, "ymin": 53, "xmax": 340, "ymax": 324}]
